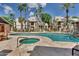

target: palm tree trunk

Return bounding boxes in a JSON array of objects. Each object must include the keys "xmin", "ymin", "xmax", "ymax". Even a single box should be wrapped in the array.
[
  {"xmin": 20, "ymin": 11, "xmax": 22, "ymax": 17},
  {"xmin": 20, "ymin": 11, "xmax": 23, "ymax": 32},
  {"xmin": 13, "ymin": 22, "xmax": 17, "ymax": 31},
  {"xmin": 15, "ymin": 22, "xmax": 16, "ymax": 29},
  {"xmin": 66, "ymin": 9, "xmax": 69, "ymax": 28},
  {"xmin": 24, "ymin": 22, "xmax": 26, "ymax": 30},
  {"xmin": 21, "ymin": 23, "xmax": 23, "ymax": 32},
  {"xmin": 24, "ymin": 11, "xmax": 26, "ymax": 30},
  {"xmin": 66, "ymin": 9, "xmax": 68, "ymax": 24}
]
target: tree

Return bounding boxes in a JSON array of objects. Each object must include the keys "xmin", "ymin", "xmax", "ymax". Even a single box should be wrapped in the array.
[
  {"xmin": 41, "ymin": 13, "xmax": 52, "ymax": 24},
  {"xmin": 18, "ymin": 4, "xmax": 24, "ymax": 31},
  {"xmin": 18, "ymin": 4, "xmax": 24, "ymax": 17},
  {"xmin": 10, "ymin": 13, "xmax": 15, "ymax": 20},
  {"xmin": 9, "ymin": 13, "xmax": 16, "ymax": 31},
  {"xmin": 22, "ymin": 4, "xmax": 27, "ymax": 19},
  {"xmin": 34, "ymin": 4, "xmax": 44, "ymax": 31},
  {"xmin": 35, "ymin": 4, "xmax": 43, "ymax": 23},
  {"xmin": 62, "ymin": 3, "xmax": 74, "ymax": 27},
  {"xmin": 18, "ymin": 17, "xmax": 24, "ymax": 31},
  {"xmin": 24, "ymin": 20, "xmax": 27, "ymax": 30},
  {"xmin": 18, "ymin": 3, "xmax": 28, "ymax": 31},
  {"xmin": 22, "ymin": 4, "xmax": 28, "ymax": 30}
]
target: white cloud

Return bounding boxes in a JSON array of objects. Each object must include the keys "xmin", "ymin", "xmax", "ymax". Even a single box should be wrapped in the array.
[
  {"xmin": 40, "ymin": 3, "xmax": 47, "ymax": 7},
  {"xmin": 4, "ymin": 5, "xmax": 13, "ymax": 14},
  {"xmin": 0, "ymin": 4, "xmax": 14, "ymax": 14},
  {"xmin": 4, "ymin": 9, "xmax": 10, "ymax": 14},
  {"xmin": 4, "ymin": 5, "xmax": 12, "ymax": 11},
  {"xmin": 29, "ymin": 12, "xmax": 34, "ymax": 16},
  {"xmin": 28, "ymin": 3, "xmax": 47, "ymax": 9},
  {"xmin": 28, "ymin": 3, "xmax": 38, "ymax": 9}
]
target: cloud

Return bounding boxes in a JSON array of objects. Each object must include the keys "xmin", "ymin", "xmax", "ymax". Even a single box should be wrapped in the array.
[
  {"xmin": 29, "ymin": 11, "xmax": 34, "ymax": 16},
  {"xmin": 28, "ymin": 3, "xmax": 47, "ymax": 9},
  {"xmin": 0, "ymin": 4, "xmax": 14, "ymax": 14},
  {"xmin": 4, "ymin": 5, "xmax": 14, "ymax": 14},
  {"xmin": 28, "ymin": 3, "xmax": 38, "ymax": 9},
  {"xmin": 28, "ymin": 3, "xmax": 47, "ymax": 17},
  {"xmin": 40, "ymin": 3, "xmax": 47, "ymax": 7},
  {"xmin": 4, "ymin": 5, "xmax": 12, "ymax": 11}
]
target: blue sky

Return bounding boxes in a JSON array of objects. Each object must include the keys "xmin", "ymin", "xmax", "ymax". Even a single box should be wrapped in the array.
[{"xmin": 0, "ymin": 3, "xmax": 79, "ymax": 18}]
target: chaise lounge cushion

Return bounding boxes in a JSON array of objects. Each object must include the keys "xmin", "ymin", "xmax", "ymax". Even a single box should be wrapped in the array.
[
  {"xmin": 0, "ymin": 50, "xmax": 12, "ymax": 56},
  {"xmin": 30, "ymin": 46, "xmax": 72, "ymax": 56}
]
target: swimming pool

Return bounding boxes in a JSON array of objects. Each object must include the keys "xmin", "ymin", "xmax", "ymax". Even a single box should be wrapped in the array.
[
  {"xmin": 10, "ymin": 33, "xmax": 79, "ymax": 42},
  {"xmin": 19, "ymin": 38, "xmax": 40, "ymax": 44}
]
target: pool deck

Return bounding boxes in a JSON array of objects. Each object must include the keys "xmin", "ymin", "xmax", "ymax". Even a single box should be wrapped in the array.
[{"xmin": 0, "ymin": 33, "xmax": 78, "ymax": 56}]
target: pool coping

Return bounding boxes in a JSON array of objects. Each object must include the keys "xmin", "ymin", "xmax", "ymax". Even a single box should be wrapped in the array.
[{"xmin": 9, "ymin": 32, "xmax": 79, "ymax": 43}]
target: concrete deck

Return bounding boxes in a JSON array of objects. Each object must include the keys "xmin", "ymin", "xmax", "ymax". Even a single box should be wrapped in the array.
[{"xmin": 0, "ymin": 35, "xmax": 77, "ymax": 56}]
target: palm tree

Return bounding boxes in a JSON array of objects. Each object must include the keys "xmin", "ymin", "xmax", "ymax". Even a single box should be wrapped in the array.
[
  {"xmin": 18, "ymin": 17, "xmax": 24, "ymax": 32},
  {"xmin": 35, "ymin": 4, "xmax": 44, "ymax": 31},
  {"xmin": 24, "ymin": 20, "xmax": 27, "ymax": 30},
  {"xmin": 62, "ymin": 3, "xmax": 74, "ymax": 28},
  {"xmin": 35, "ymin": 4, "xmax": 44, "ymax": 21},
  {"xmin": 9, "ymin": 13, "xmax": 16, "ymax": 31},
  {"xmin": 22, "ymin": 4, "xmax": 28, "ymax": 30},
  {"xmin": 18, "ymin": 3, "xmax": 28, "ymax": 31},
  {"xmin": 18, "ymin": 4, "xmax": 24, "ymax": 31},
  {"xmin": 18, "ymin": 4, "xmax": 24, "ymax": 17},
  {"xmin": 22, "ymin": 4, "xmax": 27, "ymax": 18}
]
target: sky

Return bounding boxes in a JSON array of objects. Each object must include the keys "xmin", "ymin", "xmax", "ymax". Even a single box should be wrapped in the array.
[{"xmin": 0, "ymin": 3, "xmax": 79, "ymax": 18}]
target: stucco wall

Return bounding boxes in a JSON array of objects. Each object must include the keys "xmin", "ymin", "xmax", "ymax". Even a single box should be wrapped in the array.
[{"xmin": 0, "ymin": 23, "xmax": 10, "ymax": 36}]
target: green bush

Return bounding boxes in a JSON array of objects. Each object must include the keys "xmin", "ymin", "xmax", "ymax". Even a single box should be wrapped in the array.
[
  {"xmin": 13, "ymin": 28, "xmax": 17, "ymax": 32},
  {"xmin": 24, "ymin": 29, "xmax": 29, "ymax": 32}
]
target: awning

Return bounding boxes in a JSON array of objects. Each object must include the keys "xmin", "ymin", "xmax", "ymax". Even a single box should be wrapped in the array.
[{"xmin": 0, "ymin": 16, "xmax": 15, "ymax": 25}]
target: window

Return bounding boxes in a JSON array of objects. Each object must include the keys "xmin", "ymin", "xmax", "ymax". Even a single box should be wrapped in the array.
[{"xmin": 31, "ymin": 22, "xmax": 34, "ymax": 25}]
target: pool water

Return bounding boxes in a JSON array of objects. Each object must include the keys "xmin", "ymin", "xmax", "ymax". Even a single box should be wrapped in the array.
[
  {"xmin": 10, "ymin": 33, "xmax": 79, "ymax": 42},
  {"xmin": 19, "ymin": 38, "xmax": 39, "ymax": 44}
]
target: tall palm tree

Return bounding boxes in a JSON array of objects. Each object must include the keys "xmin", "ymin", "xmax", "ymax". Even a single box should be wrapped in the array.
[
  {"xmin": 35, "ymin": 4, "xmax": 43, "ymax": 21},
  {"xmin": 22, "ymin": 4, "xmax": 28, "ymax": 30},
  {"xmin": 18, "ymin": 4, "xmax": 24, "ymax": 17},
  {"xmin": 35, "ymin": 4, "xmax": 44, "ymax": 31},
  {"xmin": 18, "ymin": 3, "xmax": 28, "ymax": 31},
  {"xmin": 62, "ymin": 3, "xmax": 74, "ymax": 28},
  {"xmin": 22, "ymin": 4, "xmax": 27, "ymax": 18},
  {"xmin": 18, "ymin": 3, "xmax": 24, "ymax": 31}
]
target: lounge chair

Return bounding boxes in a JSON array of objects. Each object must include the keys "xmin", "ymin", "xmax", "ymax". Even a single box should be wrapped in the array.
[
  {"xmin": 30, "ymin": 46, "xmax": 73, "ymax": 56},
  {"xmin": 0, "ymin": 50, "xmax": 12, "ymax": 56}
]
